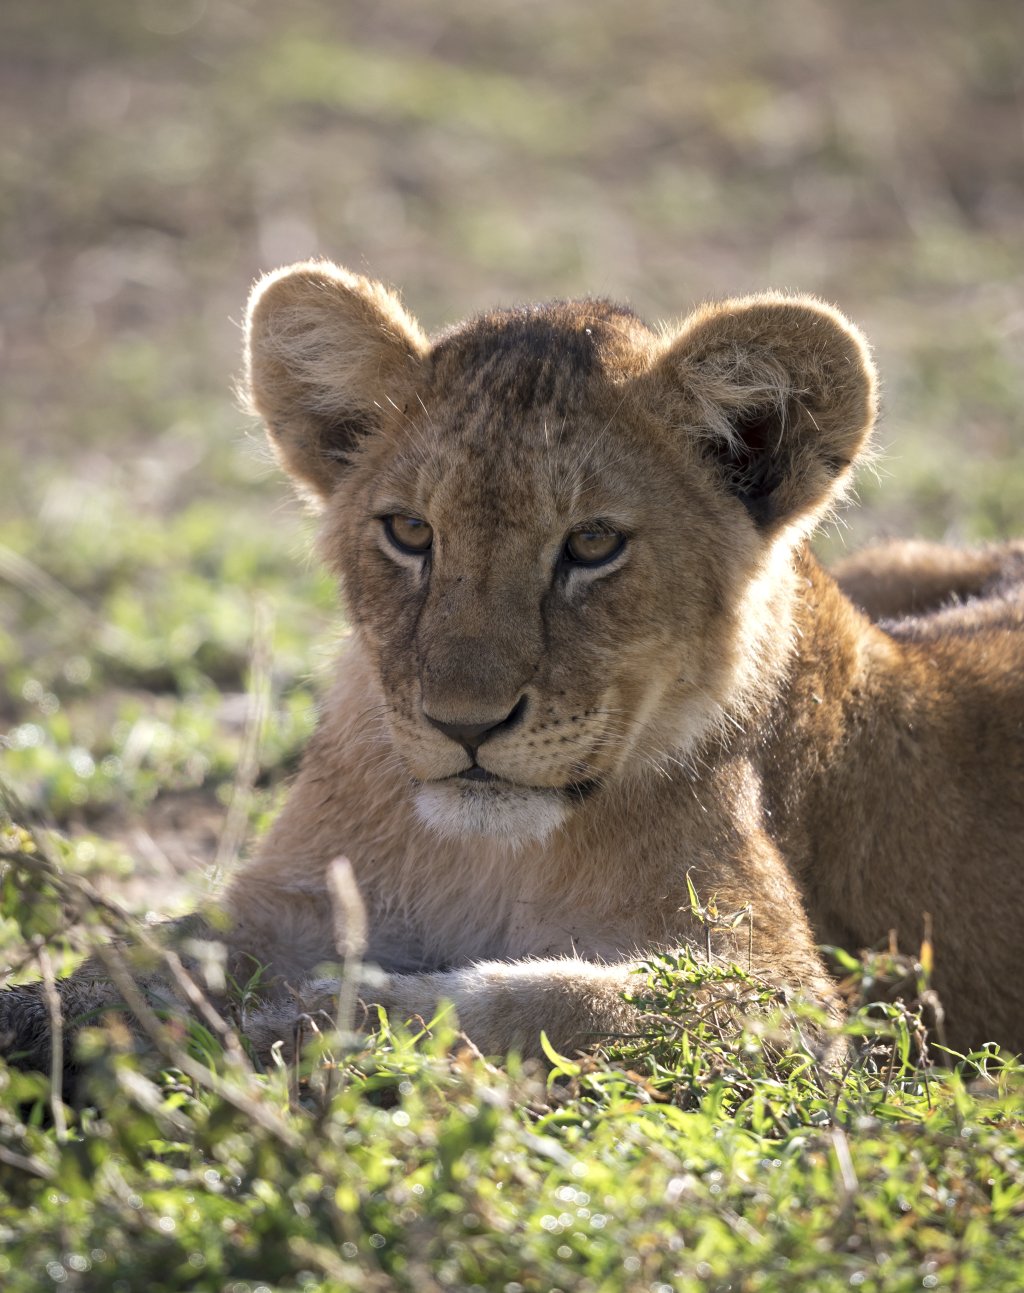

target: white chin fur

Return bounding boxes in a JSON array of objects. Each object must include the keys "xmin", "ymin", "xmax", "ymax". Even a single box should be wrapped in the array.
[{"xmin": 414, "ymin": 782, "xmax": 569, "ymax": 844}]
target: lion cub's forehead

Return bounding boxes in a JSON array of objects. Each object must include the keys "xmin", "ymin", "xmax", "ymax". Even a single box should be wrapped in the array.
[
  {"xmin": 388, "ymin": 300, "xmax": 657, "ymax": 511},
  {"xmin": 426, "ymin": 300, "xmax": 652, "ymax": 424}
]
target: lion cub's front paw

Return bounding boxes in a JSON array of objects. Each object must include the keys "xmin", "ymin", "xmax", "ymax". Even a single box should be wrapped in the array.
[
  {"xmin": 241, "ymin": 967, "xmax": 439, "ymax": 1065},
  {"xmin": 242, "ymin": 977, "xmax": 345, "ymax": 1066}
]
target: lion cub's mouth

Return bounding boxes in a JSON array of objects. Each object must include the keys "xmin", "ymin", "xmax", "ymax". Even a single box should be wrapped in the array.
[
  {"xmin": 454, "ymin": 765, "xmax": 501, "ymax": 784},
  {"xmin": 446, "ymin": 765, "xmax": 600, "ymax": 800}
]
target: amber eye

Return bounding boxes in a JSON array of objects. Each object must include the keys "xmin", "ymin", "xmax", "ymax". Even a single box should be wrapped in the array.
[
  {"xmin": 564, "ymin": 527, "xmax": 625, "ymax": 566},
  {"xmin": 384, "ymin": 514, "xmax": 433, "ymax": 554}
]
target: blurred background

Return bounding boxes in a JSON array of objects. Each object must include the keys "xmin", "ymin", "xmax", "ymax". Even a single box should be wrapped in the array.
[{"xmin": 1, "ymin": 0, "xmax": 1022, "ymax": 908}]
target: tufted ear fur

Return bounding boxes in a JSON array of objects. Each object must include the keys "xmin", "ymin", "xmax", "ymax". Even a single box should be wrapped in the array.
[
  {"xmin": 244, "ymin": 261, "xmax": 429, "ymax": 502},
  {"xmin": 651, "ymin": 294, "xmax": 877, "ymax": 532}
]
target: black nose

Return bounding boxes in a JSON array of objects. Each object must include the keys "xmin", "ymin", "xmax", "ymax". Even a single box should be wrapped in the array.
[{"xmin": 424, "ymin": 695, "xmax": 527, "ymax": 754}]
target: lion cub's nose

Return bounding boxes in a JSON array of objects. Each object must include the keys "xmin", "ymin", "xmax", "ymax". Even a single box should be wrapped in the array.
[{"xmin": 424, "ymin": 695, "xmax": 527, "ymax": 754}]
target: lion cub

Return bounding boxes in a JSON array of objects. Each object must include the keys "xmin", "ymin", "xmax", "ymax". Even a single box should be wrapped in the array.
[
  {"xmin": 225, "ymin": 262, "xmax": 1024, "ymax": 1059},
  {"xmin": 3, "ymin": 263, "xmax": 1022, "ymax": 1070}
]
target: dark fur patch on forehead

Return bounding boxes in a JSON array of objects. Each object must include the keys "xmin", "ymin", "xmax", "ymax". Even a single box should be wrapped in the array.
[{"xmin": 429, "ymin": 299, "xmax": 647, "ymax": 413}]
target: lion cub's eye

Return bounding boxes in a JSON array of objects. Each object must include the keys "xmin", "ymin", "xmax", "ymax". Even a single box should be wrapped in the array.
[
  {"xmin": 384, "ymin": 514, "xmax": 433, "ymax": 554},
  {"xmin": 564, "ymin": 527, "xmax": 625, "ymax": 567}
]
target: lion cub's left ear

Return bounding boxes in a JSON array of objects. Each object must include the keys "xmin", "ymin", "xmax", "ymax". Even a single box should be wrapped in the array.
[
  {"xmin": 651, "ymin": 294, "xmax": 877, "ymax": 532},
  {"xmin": 244, "ymin": 261, "xmax": 428, "ymax": 503}
]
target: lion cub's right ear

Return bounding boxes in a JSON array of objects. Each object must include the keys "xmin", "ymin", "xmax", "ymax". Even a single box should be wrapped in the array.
[{"xmin": 244, "ymin": 261, "xmax": 428, "ymax": 502}]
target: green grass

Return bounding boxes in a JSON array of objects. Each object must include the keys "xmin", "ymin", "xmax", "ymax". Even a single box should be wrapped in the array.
[
  {"xmin": 2, "ymin": 0, "xmax": 1024, "ymax": 1288},
  {"xmin": 1, "ymin": 831, "xmax": 1022, "ymax": 1293}
]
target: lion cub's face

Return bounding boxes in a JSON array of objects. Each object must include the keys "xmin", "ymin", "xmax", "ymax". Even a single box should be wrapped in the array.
[
  {"xmin": 327, "ymin": 306, "xmax": 755, "ymax": 843},
  {"xmin": 245, "ymin": 264, "xmax": 876, "ymax": 844}
]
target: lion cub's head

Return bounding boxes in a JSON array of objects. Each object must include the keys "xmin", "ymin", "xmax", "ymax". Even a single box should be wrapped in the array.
[{"xmin": 244, "ymin": 262, "xmax": 876, "ymax": 844}]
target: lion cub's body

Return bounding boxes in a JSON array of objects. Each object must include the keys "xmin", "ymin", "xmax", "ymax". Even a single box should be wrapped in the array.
[
  {"xmin": 762, "ymin": 550, "xmax": 1024, "ymax": 1050},
  {"xmin": 4, "ymin": 264, "xmax": 1021, "ymax": 1073}
]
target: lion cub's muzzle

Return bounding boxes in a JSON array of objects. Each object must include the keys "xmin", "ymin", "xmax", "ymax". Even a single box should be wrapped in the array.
[
  {"xmin": 404, "ymin": 687, "xmax": 614, "ymax": 841},
  {"xmin": 421, "ymin": 692, "xmax": 594, "ymax": 793}
]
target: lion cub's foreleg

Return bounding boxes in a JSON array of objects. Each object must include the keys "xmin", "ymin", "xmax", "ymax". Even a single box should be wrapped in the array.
[{"xmin": 244, "ymin": 953, "xmax": 839, "ymax": 1066}]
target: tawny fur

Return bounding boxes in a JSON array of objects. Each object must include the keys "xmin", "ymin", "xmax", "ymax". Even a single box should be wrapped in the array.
[
  {"xmin": 3, "ymin": 262, "xmax": 1022, "ymax": 1072},
  {"xmin": 833, "ymin": 538, "xmax": 1024, "ymax": 622}
]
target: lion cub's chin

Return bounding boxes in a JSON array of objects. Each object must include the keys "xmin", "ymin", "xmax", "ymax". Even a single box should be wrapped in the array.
[{"xmin": 413, "ymin": 781, "xmax": 570, "ymax": 845}]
